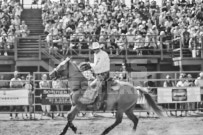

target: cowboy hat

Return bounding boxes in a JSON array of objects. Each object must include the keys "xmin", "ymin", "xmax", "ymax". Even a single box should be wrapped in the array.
[{"xmin": 89, "ymin": 42, "xmax": 102, "ymax": 50}]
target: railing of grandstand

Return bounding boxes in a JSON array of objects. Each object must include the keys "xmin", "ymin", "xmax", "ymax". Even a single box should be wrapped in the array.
[
  {"xmin": 41, "ymin": 34, "xmax": 176, "ymax": 61},
  {"xmin": 22, "ymin": 4, "xmax": 44, "ymax": 9},
  {"xmin": 172, "ymin": 36, "xmax": 203, "ymax": 59}
]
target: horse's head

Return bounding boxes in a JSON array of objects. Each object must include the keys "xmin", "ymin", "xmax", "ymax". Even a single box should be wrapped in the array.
[
  {"xmin": 49, "ymin": 57, "xmax": 88, "ymax": 90},
  {"xmin": 49, "ymin": 57, "xmax": 70, "ymax": 80}
]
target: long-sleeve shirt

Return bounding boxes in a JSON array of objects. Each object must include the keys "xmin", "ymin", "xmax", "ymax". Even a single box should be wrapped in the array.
[
  {"xmin": 90, "ymin": 50, "xmax": 110, "ymax": 74},
  {"xmin": 10, "ymin": 78, "xmax": 23, "ymax": 88}
]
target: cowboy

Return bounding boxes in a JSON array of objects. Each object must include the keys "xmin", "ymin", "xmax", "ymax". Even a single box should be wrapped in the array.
[
  {"xmin": 80, "ymin": 42, "xmax": 110, "ymax": 107},
  {"xmin": 89, "ymin": 42, "xmax": 110, "ymax": 75}
]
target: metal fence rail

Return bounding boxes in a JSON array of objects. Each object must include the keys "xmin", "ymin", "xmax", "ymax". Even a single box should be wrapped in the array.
[{"xmin": 0, "ymin": 71, "xmax": 203, "ymax": 120}]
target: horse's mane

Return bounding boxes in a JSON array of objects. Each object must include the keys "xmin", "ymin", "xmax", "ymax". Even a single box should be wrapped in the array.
[{"xmin": 68, "ymin": 60, "xmax": 87, "ymax": 81}]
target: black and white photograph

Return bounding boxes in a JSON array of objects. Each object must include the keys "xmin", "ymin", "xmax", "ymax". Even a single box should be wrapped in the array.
[{"xmin": 0, "ymin": 0, "xmax": 203, "ymax": 135}]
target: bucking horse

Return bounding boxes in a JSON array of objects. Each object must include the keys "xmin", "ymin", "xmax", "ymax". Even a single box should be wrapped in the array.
[{"xmin": 49, "ymin": 57, "xmax": 163, "ymax": 135}]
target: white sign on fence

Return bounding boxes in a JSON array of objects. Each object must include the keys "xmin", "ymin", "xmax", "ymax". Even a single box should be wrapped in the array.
[
  {"xmin": 158, "ymin": 87, "xmax": 201, "ymax": 103},
  {"xmin": 0, "ymin": 88, "xmax": 29, "ymax": 106}
]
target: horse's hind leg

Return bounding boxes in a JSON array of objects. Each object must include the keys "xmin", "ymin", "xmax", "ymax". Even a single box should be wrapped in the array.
[
  {"xmin": 101, "ymin": 111, "xmax": 123, "ymax": 135},
  {"xmin": 125, "ymin": 107, "xmax": 139, "ymax": 130}
]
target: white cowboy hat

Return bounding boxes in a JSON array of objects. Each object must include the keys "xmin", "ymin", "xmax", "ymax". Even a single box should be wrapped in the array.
[{"xmin": 89, "ymin": 42, "xmax": 102, "ymax": 50}]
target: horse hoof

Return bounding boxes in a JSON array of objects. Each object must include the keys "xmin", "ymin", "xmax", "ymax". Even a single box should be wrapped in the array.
[
  {"xmin": 59, "ymin": 132, "xmax": 65, "ymax": 135},
  {"xmin": 72, "ymin": 127, "xmax": 77, "ymax": 134}
]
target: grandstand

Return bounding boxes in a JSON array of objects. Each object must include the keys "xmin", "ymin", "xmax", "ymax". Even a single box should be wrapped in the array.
[{"xmin": 0, "ymin": 0, "xmax": 202, "ymax": 74}]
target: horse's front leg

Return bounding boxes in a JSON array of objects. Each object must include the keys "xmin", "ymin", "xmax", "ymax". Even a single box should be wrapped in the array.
[{"xmin": 59, "ymin": 105, "xmax": 81, "ymax": 135}]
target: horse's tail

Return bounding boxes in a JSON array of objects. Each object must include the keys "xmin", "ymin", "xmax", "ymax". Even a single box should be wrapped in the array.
[{"xmin": 136, "ymin": 87, "xmax": 163, "ymax": 117}]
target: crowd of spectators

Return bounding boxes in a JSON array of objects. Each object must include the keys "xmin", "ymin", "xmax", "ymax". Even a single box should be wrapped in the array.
[
  {"xmin": 41, "ymin": 0, "xmax": 203, "ymax": 57},
  {"xmin": 0, "ymin": 0, "xmax": 29, "ymax": 56}
]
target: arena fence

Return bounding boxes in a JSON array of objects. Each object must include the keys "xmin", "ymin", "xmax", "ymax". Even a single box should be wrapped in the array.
[{"xmin": 0, "ymin": 71, "xmax": 203, "ymax": 119}]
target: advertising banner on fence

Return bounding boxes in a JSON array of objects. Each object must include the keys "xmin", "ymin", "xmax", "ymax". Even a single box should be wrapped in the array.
[
  {"xmin": 0, "ymin": 88, "xmax": 29, "ymax": 106},
  {"xmin": 157, "ymin": 87, "xmax": 201, "ymax": 103},
  {"xmin": 41, "ymin": 89, "xmax": 71, "ymax": 105}
]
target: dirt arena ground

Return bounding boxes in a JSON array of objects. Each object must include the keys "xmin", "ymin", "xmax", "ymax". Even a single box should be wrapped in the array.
[{"xmin": 1, "ymin": 113, "xmax": 203, "ymax": 135}]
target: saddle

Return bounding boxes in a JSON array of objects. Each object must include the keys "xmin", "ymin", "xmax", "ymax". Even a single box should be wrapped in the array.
[
  {"xmin": 79, "ymin": 78, "xmax": 121, "ymax": 105},
  {"xmin": 79, "ymin": 79, "xmax": 101, "ymax": 105}
]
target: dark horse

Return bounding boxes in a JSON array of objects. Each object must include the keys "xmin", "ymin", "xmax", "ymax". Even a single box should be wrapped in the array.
[{"xmin": 49, "ymin": 58, "xmax": 163, "ymax": 135}]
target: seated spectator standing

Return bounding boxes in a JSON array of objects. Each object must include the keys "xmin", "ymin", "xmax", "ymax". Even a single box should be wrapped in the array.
[
  {"xmin": 185, "ymin": 74, "xmax": 195, "ymax": 114},
  {"xmin": 144, "ymin": 74, "xmax": 156, "ymax": 116},
  {"xmin": 126, "ymin": 27, "xmax": 135, "ymax": 50},
  {"xmin": 195, "ymin": 72, "xmax": 203, "ymax": 111},
  {"xmin": 20, "ymin": 21, "xmax": 29, "ymax": 37},
  {"xmin": 9, "ymin": 71, "xmax": 23, "ymax": 120},
  {"xmin": 23, "ymin": 74, "xmax": 34, "ymax": 119},
  {"xmin": 39, "ymin": 74, "xmax": 51, "ymax": 117},
  {"xmin": 163, "ymin": 75, "xmax": 175, "ymax": 87},
  {"xmin": 0, "ymin": 33, "xmax": 8, "ymax": 56},
  {"xmin": 7, "ymin": 30, "xmax": 16, "ymax": 50},
  {"xmin": 176, "ymin": 73, "xmax": 188, "ymax": 116},
  {"xmin": 181, "ymin": 27, "xmax": 190, "ymax": 49},
  {"xmin": 163, "ymin": 75, "xmax": 175, "ymax": 116}
]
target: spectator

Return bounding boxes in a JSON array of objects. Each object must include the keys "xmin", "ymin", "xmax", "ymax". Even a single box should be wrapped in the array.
[
  {"xmin": 163, "ymin": 74, "xmax": 175, "ymax": 116},
  {"xmin": 52, "ymin": 76, "xmax": 68, "ymax": 117},
  {"xmin": 176, "ymin": 73, "xmax": 188, "ymax": 116},
  {"xmin": 163, "ymin": 74, "xmax": 175, "ymax": 87},
  {"xmin": 0, "ymin": 33, "xmax": 8, "ymax": 56},
  {"xmin": 20, "ymin": 21, "xmax": 29, "ymax": 37},
  {"xmin": 195, "ymin": 72, "xmax": 203, "ymax": 111},
  {"xmin": 144, "ymin": 74, "xmax": 156, "ymax": 117},
  {"xmin": 195, "ymin": 72, "xmax": 203, "ymax": 87},
  {"xmin": 23, "ymin": 74, "xmax": 34, "ymax": 119},
  {"xmin": 9, "ymin": 71, "xmax": 23, "ymax": 120},
  {"xmin": 119, "ymin": 63, "xmax": 128, "ymax": 81},
  {"xmin": 39, "ymin": 74, "xmax": 51, "ymax": 117},
  {"xmin": 40, "ymin": 0, "xmax": 203, "ymax": 57},
  {"xmin": 7, "ymin": 29, "xmax": 16, "ymax": 50},
  {"xmin": 133, "ymin": 34, "xmax": 145, "ymax": 55},
  {"xmin": 185, "ymin": 74, "xmax": 195, "ymax": 115},
  {"xmin": 126, "ymin": 27, "xmax": 135, "ymax": 49},
  {"xmin": 184, "ymin": 74, "xmax": 194, "ymax": 87},
  {"xmin": 0, "ymin": 74, "xmax": 9, "ymax": 88},
  {"xmin": 116, "ymin": 34, "xmax": 127, "ymax": 52}
]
